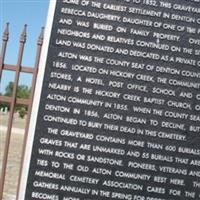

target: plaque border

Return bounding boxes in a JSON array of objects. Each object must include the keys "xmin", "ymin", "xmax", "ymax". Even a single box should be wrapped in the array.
[{"xmin": 18, "ymin": 0, "xmax": 57, "ymax": 199}]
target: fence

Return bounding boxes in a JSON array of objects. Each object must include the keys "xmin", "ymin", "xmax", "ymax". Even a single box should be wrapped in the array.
[{"xmin": 0, "ymin": 23, "xmax": 44, "ymax": 200}]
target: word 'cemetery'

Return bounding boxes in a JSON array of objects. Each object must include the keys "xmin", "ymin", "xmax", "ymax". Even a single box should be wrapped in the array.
[{"xmin": 20, "ymin": 0, "xmax": 200, "ymax": 200}]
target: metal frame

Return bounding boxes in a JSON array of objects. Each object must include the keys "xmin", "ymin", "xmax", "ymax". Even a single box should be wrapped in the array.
[{"xmin": 0, "ymin": 23, "xmax": 44, "ymax": 200}]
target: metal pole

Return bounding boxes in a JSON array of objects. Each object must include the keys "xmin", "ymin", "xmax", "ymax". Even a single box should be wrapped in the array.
[
  {"xmin": 0, "ymin": 25, "xmax": 27, "ymax": 200},
  {"xmin": 0, "ymin": 23, "xmax": 9, "ymax": 82},
  {"xmin": 16, "ymin": 27, "xmax": 44, "ymax": 200}
]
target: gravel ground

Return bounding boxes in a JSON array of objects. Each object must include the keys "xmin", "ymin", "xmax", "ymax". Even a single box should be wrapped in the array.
[
  {"xmin": 0, "ymin": 113, "xmax": 26, "ymax": 129},
  {"xmin": 0, "ymin": 113, "xmax": 26, "ymax": 199},
  {"xmin": 0, "ymin": 131, "xmax": 24, "ymax": 200}
]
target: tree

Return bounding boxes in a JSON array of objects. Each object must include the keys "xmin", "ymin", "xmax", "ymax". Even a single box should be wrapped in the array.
[
  {"xmin": 4, "ymin": 82, "xmax": 31, "ymax": 99},
  {"xmin": 3, "ymin": 82, "xmax": 31, "ymax": 118},
  {"xmin": 4, "ymin": 82, "xmax": 13, "ymax": 97}
]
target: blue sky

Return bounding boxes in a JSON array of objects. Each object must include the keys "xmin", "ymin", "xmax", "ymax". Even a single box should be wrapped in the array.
[{"xmin": 0, "ymin": 0, "xmax": 49, "ymax": 93}]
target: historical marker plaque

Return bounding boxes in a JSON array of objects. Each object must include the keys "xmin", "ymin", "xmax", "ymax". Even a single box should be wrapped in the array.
[{"xmin": 19, "ymin": 0, "xmax": 200, "ymax": 199}]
